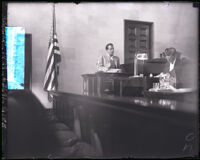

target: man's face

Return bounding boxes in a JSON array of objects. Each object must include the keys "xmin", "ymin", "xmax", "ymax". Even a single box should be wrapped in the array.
[
  {"xmin": 164, "ymin": 49, "xmax": 171, "ymax": 62},
  {"xmin": 106, "ymin": 45, "xmax": 114, "ymax": 56},
  {"xmin": 165, "ymin": 49, "xmax": 175, "ymax": 63},
  {"xmin": 165, "ymin": 54, "xmax": 171, "ymax": 62}
]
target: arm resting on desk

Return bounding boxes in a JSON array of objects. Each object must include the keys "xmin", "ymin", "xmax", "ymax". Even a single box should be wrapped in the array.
[{"xmin": 96, "ymin": 56, "xmax": 109, "ymax": 72}]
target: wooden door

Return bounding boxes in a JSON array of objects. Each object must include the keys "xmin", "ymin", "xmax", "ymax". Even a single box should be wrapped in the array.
[{"xmin": 124, "ymin": 20, "xmax": 152, "ymax": 64}]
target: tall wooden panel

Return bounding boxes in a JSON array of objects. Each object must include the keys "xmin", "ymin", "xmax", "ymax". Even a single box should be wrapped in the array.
[
  {"xmin": 124, "ymin": 20, "xmax": 153, "ymax": 64},
  {"xmin": 24, "ymin": 34, "xmax": 32, "ymax": 90}
]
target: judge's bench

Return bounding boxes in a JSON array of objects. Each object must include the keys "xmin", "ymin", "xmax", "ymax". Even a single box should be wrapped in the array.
[{"xmin": 82, "ymin": 58, "xmax": 166, "ymax": 97}]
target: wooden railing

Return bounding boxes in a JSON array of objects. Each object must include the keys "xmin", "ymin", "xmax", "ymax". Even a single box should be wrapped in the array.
[{"xmin": 51, "ymin": 91, "xmax": 198, "ymax": 158}]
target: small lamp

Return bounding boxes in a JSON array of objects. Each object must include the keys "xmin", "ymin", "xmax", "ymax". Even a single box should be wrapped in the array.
[{"xmin": 134, "ymin": 53, "xmax": 148, "ymax": 76}]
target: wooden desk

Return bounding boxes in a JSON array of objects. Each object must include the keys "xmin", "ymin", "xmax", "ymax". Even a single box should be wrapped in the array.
[
  {"xmin": 82, "ymin": 73, "xmax": 159, "ymax": 97},
  {"xmin": 96, "ymin": 73, "xmax": 130, "ymax": 97},
  {"xmin": 82, "ymin": 74, "xmax": 97, "ymax": 96}
]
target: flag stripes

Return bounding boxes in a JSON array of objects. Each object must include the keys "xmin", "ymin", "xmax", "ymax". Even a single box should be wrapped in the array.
[
  {"xmin": 44, "ymin": 33, "xmax": 61, "ymax": 92},
  {"xmin": 43, "ymin": 4, "xmax": 61, "ymax": 102}
]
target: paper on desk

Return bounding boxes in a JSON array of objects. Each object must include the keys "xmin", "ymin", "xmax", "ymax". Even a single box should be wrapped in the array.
[
  {"xmin": 149, "ymin": 87, "xmax": 194, "ymax": 93},
  {"xmin": 175, "ymin": 88, "xmax": 194, "ymax": 93},
  {"xmin": 106, "ymin": 69, "xmax": 122, "ymax": 73}
]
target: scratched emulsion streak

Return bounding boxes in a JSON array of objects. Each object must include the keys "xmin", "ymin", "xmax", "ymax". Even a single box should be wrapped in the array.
[
  {"xmin": 6, "ymin": 27, "xmax": 25, "ymax": 89},
  {"xmin": 2, "ymin": 3, "xmax": 8, "ymax": 159}
]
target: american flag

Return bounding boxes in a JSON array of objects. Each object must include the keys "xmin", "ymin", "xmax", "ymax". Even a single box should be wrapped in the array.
[{"xmin": 44, "ymin": 4, "xmax": 61, "ymax": 101}]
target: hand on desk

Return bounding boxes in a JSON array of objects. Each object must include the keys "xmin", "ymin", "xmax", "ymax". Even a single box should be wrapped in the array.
[
  {"xmin": 166, "ymin": 85, "xmax": 177, "ymax": 91},
  {"xmin": 155, "ymin": 72, "xmax": 170, "ymax": 78}
]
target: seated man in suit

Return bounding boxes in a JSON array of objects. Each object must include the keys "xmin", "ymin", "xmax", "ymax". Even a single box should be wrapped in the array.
[
  {"xmin": 96, "ymin": 43, "xmax": 121, "ymax": 73},
  {"xmin": 96, "ymin": 43, "xmax": 122, "ymax": 94}
]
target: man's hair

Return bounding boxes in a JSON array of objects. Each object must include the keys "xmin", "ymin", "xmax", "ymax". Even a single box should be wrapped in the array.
[
  {"xmin": 165, "ymin": 47, "xmax": 176, "ymax": 56},
  {"xmin": 105, "ymin": 43, "xmax": 114, "ymax": 50}
]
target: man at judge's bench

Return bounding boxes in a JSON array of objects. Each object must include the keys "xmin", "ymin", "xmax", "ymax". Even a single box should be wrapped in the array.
[{"xmin": 96, "ymin": 43, "xmax": 121, "ymax": 73}]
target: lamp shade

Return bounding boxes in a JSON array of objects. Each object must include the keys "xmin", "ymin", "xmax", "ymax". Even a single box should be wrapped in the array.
[{"xmin": 136, "ymin": 53, "xmax": 148, "ymax": 60}]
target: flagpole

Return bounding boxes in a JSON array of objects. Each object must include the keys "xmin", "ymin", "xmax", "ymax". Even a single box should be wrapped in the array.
[
  {"xmin": 53, "ymin": 3, "xmax": 56, "ymax": 35},
  {"xmin": 53, "ymin": 3, "xmax": 56, "ymax": 89}
]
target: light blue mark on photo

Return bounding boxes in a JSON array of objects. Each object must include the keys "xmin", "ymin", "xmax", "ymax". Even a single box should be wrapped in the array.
[{"xmin": 6, "ymin": 27, "xmax": 25, "ymax": 89}]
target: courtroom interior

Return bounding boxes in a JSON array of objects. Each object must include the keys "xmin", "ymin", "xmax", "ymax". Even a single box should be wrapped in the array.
[{"xmin": 4, "ymin": 2, "xmax": 199, "ymax": 159}]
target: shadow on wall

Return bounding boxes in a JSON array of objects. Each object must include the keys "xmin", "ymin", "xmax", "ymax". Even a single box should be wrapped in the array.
[
  {"xmin": 32, "ymin": 85, "xmax": 53, "ymax": 109},
  {"xmin": 7, "ymin": 90, "xmax": 56, "ymax": 158}
]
